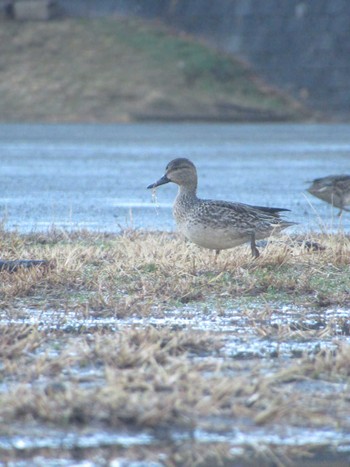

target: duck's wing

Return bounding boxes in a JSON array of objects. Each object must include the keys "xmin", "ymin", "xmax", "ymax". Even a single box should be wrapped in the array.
[
  {"xmin": 334, "ymin": 175, "xmax": 350, "ymax": 190},
  {"xmin": 250, "ymin": 205, "xmax": 291, "ymax": 216},
  {"xmin": 203, "ymin": 200, "xmax": 290, "ymax": 217},
  {"xmin": 197, "ymin": 199, "xmax": 295, "ymax": 229}
]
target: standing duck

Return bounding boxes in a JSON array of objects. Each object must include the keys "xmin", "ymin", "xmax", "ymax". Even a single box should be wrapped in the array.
[{"xmin": 147, "ymin": 158, "xmax": 295, "ymax": 258}]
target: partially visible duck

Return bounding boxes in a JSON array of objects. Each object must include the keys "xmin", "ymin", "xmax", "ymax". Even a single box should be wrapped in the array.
[{"xmin": 307, "ymin": 174, "xmax": 350, "ymax": 215}]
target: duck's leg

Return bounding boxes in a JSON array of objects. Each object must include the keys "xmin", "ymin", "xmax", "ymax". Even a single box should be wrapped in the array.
[
  {"xmin": 250, "ymin": 232, "xmax": 260, "ymax": 258},
  {"xmin": 337, "ymin": 199, "xmax": 344, "ymax": 217},
  {"xmin": 337, "ymin": 202, "xmax": 350, "ymax": 216},
  {"xmin": 215, "ymin": 249, "xmax": 220, "ymax": 262},
  {"xmin": 336, "ymin": 196, "xmax": 350, "ymax": 215}
]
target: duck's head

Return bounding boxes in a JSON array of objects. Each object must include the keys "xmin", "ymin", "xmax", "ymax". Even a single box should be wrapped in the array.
[{"xmin": 147, "ymin": 158, "xmax": 197, "ymax": 190}]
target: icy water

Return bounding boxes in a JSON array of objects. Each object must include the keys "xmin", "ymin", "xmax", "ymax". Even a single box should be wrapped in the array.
[
  {"xmin": 1, "ymin": 123, "xmax": 350, "ymax": 466},
  {"xmin": 1, "ymin": 123, "xmax": 350, "ymax": 233},
  {"xmin": 1, "ymin": 304, "xmax": 350, "ymax": 466}
]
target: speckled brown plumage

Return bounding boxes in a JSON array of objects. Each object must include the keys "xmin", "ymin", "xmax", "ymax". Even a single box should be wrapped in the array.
[
  {"xmin": 148, "ymin": 158, "xmax": 295, "ymax": 258},
  {"xmin": 307, "ymin": 174, "xmax": 350, "ymax": 216}
]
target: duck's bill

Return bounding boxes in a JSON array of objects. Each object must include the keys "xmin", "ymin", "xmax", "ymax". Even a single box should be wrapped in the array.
[{"xmin": 147, "ymin": 175, "xmax": 170, "ymax": 189}]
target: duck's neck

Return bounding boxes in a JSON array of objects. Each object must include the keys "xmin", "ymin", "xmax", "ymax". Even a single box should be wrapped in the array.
[
  {"xmin": 176, "ymin": 183, "xmax": 198, "ymax": 202},
  {"xmin": 173, "ymin": 185, "xmax": 198, "ymax": 223},
  {"xmin": 179, "ymin": 182, "xmax": 197, "ymax": 194}
]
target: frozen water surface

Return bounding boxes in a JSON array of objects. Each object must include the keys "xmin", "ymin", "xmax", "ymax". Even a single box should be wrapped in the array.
[{"xmin": 1, "ymin": 123, "xmax": 350, "ymax": 233}]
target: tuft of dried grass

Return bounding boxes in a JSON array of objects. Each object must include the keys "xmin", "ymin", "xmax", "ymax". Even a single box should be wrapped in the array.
[{"xmin": 0, "ymin": 325, "xmax": 42, "ymax": 359}]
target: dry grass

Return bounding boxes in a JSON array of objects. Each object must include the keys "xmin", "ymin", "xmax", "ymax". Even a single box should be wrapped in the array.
[
  {"xmin": 1, "ymin": 228, "xmax": 350, "ymax": 312},
  {"xmin": 0, "ymin": 228, "xmax": 350, "ymax": 465}
]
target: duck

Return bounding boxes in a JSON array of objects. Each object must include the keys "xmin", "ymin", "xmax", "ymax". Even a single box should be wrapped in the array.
[
  {"xmin": 307, "ymin": 174, "xmax": 350, "ymax": 216},
  {"xmin": 147, "ymin": 158, "xmax": 295, "ymax": 258}
]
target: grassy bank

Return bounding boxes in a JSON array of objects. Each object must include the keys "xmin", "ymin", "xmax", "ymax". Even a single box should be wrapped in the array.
[
  {"xmin": 0, "ymin": 228, "xmax": 350, "ymax": 465},
  {"xmin": 0, "ymin": 18, "xmax": 305, "ymax": 122}
]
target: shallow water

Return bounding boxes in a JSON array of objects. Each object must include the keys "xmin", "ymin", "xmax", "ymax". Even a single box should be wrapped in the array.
[
  {"xmin": 0, "ymin": 303, "xmax": 346, "ymax": 358},
  {"xmin": 1, "ymin": 423, "xmax": 349, "ymax": 458},
  {"xmin": 1, "ymin": 123, "xmax": 350, "ymax": 465},
  {"xmin": 1, "ymin": 123, "xmax": 350, "ymax": 233},
  {"xmin": 1, "ymin": 302, "xmax": 349, "ymax": 465}
]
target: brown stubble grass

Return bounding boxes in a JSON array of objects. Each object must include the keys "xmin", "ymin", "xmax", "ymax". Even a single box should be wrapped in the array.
[
  {"xmin": 1, "ymin": 228, "xmax": 350, "ymax": 312},
  {"xmin": 0, "ymin": 228, "xmax": 350, "ymax": 465}
]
